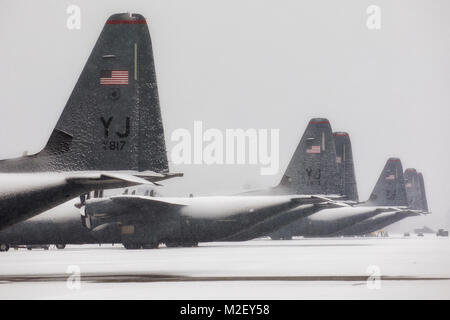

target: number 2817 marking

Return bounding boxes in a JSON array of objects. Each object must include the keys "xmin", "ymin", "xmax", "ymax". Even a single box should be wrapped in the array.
[{"xmin": 102, "ymin": 140, "xmax": 126, "ymax": 151}]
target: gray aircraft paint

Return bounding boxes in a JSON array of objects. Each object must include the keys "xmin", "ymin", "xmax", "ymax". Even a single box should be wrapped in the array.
[
  {"xmin": 333, "ymin": 210, "xmax": 420, "ymax": 236},
  {"xmin": 270, "ymin": 157, "xmax": 410, "ymax": 238},
  {"xmin": 418, "ymin": 172, "xmax": 429, "ymax": 212},
  {"xmin": 404, "ymin": 168, "xmax": 423, "ymax": 210},
  {"xmin": 333, "ymin": 166, "xmax": 424, "ymax": 236},
  {"xmin": 366, "ymin": 158, "xmax": 408, "ymax": 207},
  {"xmin": 0, "ymin": 13, "xmax": 167, "ymax": 173},
  {"xmin": 0, "ymin": 13, "xmax": 172, "ymax": 230},
  {"xmin": 217, "ymin": 118, "xmax": 347, "ymax": 241},
  {"xmin": 277, "ymin": 118, "xmax": 341, "ymax": 196},
  {"xmin": 333, "ymin": 132, "xmax": 358, "ymax": 202}
]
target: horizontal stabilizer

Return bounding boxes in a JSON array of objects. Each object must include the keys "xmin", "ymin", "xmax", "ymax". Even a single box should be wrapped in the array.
[{"xmin": 66, "ymin": 172, "xmax": 183, "ymax": 198}]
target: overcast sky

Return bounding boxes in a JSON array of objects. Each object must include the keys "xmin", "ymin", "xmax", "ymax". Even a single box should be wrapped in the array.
[{"xmin": 1, "ymin": 0, "xmax": 449, "ymax": 230}]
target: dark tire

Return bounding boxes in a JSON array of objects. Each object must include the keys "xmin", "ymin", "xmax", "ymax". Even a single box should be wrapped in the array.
[
  {"xmin": 142, "ymin": 242, "xmax": 159, "ymax": 249},
  {"xmin": 0, "ymin": 244, "xmax": 9, "ymax": 252},
  {"xmin": 27, "ymin": 247, "xmax": 32, "ymax": 251},
  {"xmin": 123, "ymin": 243, "xmax": 141, "ymax": 250},
  {"xmin": 166, "ymin": 241, "xmax": 198, "ymax": 248},
  {"xmin": 43, "ymin": 246, "xmax": 49, "ymax": 250},
  {"xmin": 56, "ymin": 244, "xmax": 66, "ymax": 250},
  {"xmin": 165, "ymin": 241, "xmax": 180, "ymax": 248}
]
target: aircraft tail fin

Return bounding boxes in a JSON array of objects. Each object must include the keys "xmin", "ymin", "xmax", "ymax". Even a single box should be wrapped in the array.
[
  {"xmin": 417, "ymin": 172, "xmax": 429, "ymax": 212},
  {"xmin": 0, "ymin": 13, "xmax": 168, "ymax": 173},
  {"xmin": 404, "ymin": 169, "xmax": 429, "ymax": 212},
  {"xmin": 333, "ymin": 132, "xmax": 359, "ymax": 202},
  {"xmin": 367, "ymin": 158, "xmax": 407, "ymax": 206},
  {"xmin": 277, "ymin": 118, "xmax": 340, "ymax": 195},
  {"xmin": 404, "ymin": 169, "xmax": 422, "ymax": 210}
]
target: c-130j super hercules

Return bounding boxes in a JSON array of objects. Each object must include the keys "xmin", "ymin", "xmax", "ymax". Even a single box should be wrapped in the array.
[{"xmin": 0, "ymin": 12, "xmax": 182, "ymax": 232}]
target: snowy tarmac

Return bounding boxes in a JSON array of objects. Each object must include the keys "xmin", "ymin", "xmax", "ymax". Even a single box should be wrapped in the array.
[{"xmin": 0, "ymin": 236, "xmax": 449, "ymax": 299}]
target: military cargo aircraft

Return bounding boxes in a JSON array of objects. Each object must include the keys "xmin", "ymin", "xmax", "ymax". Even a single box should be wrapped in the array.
[
  {"xmin": 268, "ymin": 136, "xmax": 418, "ymax": 239},
  {"xmin": 0, "ymin": 13, "xmax": 182, "ymax": 234},
  {"xmin": 330, "ymin": 167, "xmax": 428, "ymax": 237}
]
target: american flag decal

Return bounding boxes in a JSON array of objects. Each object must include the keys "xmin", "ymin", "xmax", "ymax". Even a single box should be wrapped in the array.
[
  {"xmin": 385, "ymin": 174, "xmax": 396, "ymax": 180},
  {"xmin": 100, "ymin": 70, "xmax": 129, "ymax": 85},
  {"xmin": 306, "ymin": 145, "xmax": 321, "ymax": 154}
]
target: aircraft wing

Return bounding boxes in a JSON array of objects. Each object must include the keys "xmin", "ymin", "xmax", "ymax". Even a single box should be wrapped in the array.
[
  {"xmin": 81, "ymin": 194, "xmax": 339, "ymax": 221},
  {"xmin": 66, "ymin": 171, "xmax": 183, "ymax": 187}
]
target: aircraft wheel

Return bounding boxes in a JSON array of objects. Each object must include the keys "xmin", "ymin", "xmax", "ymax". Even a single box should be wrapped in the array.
[
  {"xmin": 43, "ymin": 246, "xmax": 49, "ymax": 250},
  {"xmin": 122, "ymin": 243, "xmax": 141, "ymax": 250},
  {"xmin": 142, "ymin": 242, "xmax": 159, "ymax": 249},
  {"xmin": 27, "ymin": 247, "xmax": 32, "ymax": 251},
  {"xmin": 165, "ymin": 241, "xmax": 180, "ymax": 248},
  {"xmin": 0, "ymin": 244, "xmax": 9, "ymax": 252},
  {"xmin": 56, "ymin": 244, "xmax": 66, "ymax": 250},
  {"xmin": 270, "ymin": 236, "xmax": 281, "ymax": 240}
]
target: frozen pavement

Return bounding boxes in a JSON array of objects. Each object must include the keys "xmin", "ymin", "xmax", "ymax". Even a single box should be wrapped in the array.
[{"xmin": 0, "ymin": 236, "xmax": 449, "ymax": 299}]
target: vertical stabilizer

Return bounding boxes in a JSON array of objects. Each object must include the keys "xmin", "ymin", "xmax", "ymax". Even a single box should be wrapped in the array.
[
  {"xmin": 417, "ymin": 172, "xmax": 429, "ymax": 212},
  {"xmin": 367, "ymin": 158, "xmax": 407, "ymax": 206},
  {"xmin": 404, "ymin": 168, "xmax": 422, "ymax": 210},
  {"xmin": 277, "ymin": 118, "xmax": 340, "ymax": 195},
  {"xmin": 0, "ymin": 13, "xmax": 168, "ymax": 173},
  {"xmin": 333, "ymin": 132, "xmax": 358, "ymax": 202}
]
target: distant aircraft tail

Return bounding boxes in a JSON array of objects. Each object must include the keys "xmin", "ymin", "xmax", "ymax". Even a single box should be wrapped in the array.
[
  {"xmin": 0, "ymin": 13, "xmax": 168, "ymax": 173},
  {"xmin": 333, "ymin": 132, "xmax": 359, "ymax": 202},
  {"xmin": 404, "ymin": 169, "xmax": 429, "ymax": 212},
  {"xmin": 404, "ymin": 169, "xmax": 422, "ymax": 210},
  {"xmin": 417, "ymin": 172, "xmax": 429, "ymax": 212},
  {"xmin": 277, "ymin": 118, "xmax": 340, "ymax": 195},
  {"xmin": 366, "ymin": 158, "xmax": 407, "ymax": 206}
]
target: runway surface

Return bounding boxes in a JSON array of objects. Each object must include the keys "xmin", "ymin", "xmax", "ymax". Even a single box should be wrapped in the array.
[{"xmin": 0, "ymin": 236, "xmax": 449, "ymax": 299}]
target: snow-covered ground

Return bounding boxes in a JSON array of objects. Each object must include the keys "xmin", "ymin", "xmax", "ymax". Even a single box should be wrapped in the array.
[{"xmin": 0, "ymin": 235, "xmax": 449, "ymax": 299}]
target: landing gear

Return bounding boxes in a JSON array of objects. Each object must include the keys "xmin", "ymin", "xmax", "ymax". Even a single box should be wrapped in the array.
[
  {"xmin": 141, "ymin": 242, "xmax": 159, "ymax": 249},
  {"xmin": 122, "ymin": 243, "xmax": 141, "ymax": 250},
  {"xmin": 122, "ymin": 243, "xmax": 160, "ymax": 249},
  {"xmin": 270, "ymin": 235, "xmax": 292, "ymax": 240},
  {"xmin": 165, "ymin": 241, "xmax": 198, "ymax": 248},
  {"xmin": 0, "ymin": 244, "xmax": 9, "ymax": 252},
  {"xmin": 56, "ymin": 244, "xmax": 66, "ymax": 250}
]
